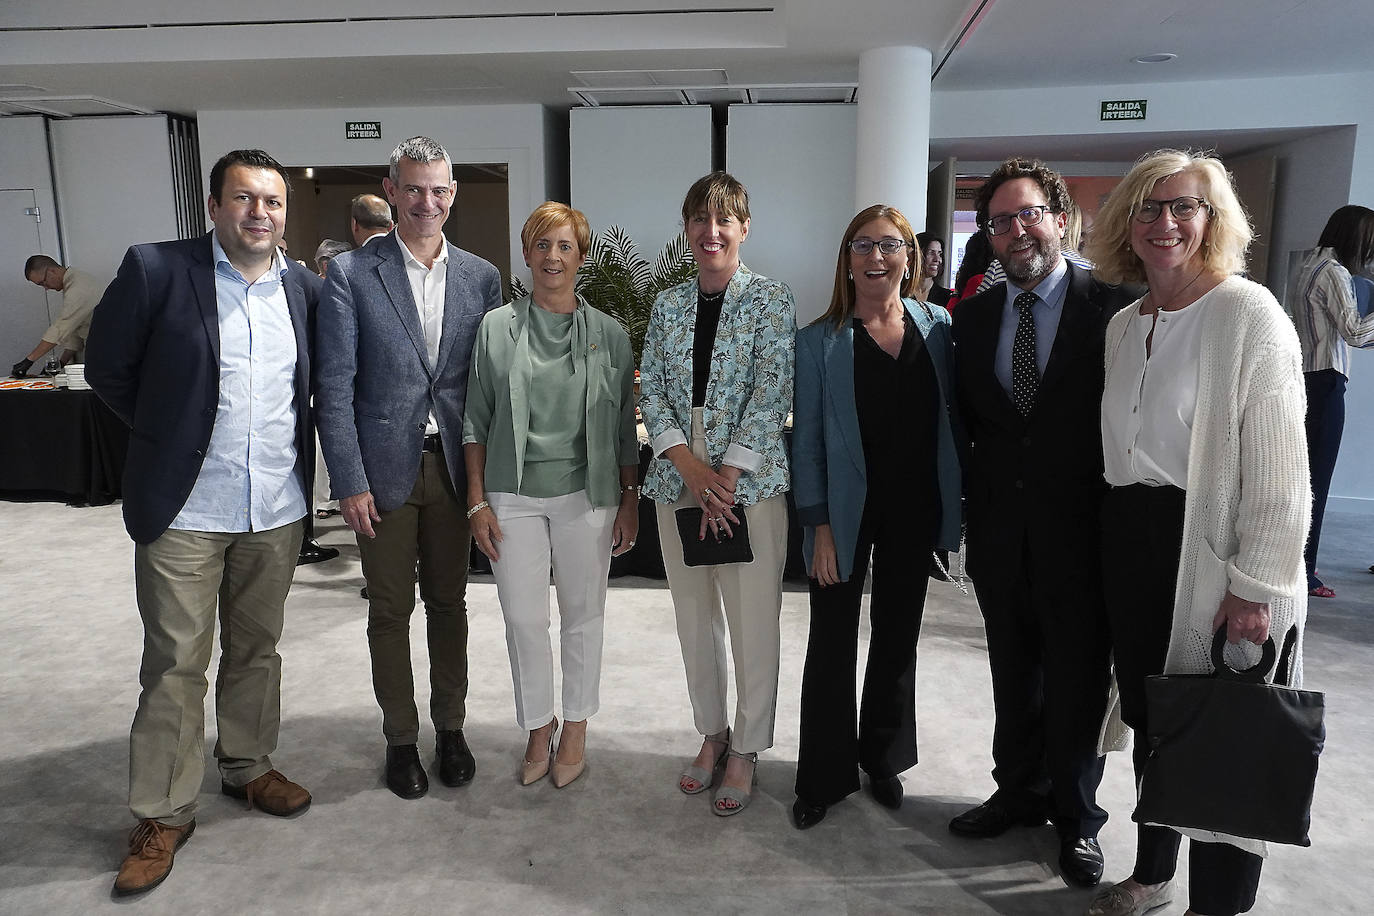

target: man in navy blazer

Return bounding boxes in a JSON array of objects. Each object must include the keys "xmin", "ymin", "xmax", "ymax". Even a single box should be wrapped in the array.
[
  {"xmin": 948, "ymin": 159, "xmax": 1135, "ymax": 890},
  {"xmin": 86, "ymin": 149, "xmax": 319, "ymax": 897},
  {"xmin": 315, "ymin": 136, "xmax": 501, "ymax": 799}
]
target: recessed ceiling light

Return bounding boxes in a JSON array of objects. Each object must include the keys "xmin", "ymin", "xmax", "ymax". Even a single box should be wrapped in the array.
[{"xmin": 1133, "ymin": 52, "xmax": 1177, "ymax": 64}]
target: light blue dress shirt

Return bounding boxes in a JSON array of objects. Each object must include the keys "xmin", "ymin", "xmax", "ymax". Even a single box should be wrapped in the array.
[
  {"xmin": 994, "ymin": 257, "xmax": 1070, "ymax": 397},
  {"xmin": 170, "ymin": 234, "xmax": 306, "ymax": 533}
]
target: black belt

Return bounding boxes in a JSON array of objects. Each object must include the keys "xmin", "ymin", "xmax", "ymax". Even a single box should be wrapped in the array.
[{"xmin": 421, "ymin": 433, "xmax": 443, "ymax": 453}]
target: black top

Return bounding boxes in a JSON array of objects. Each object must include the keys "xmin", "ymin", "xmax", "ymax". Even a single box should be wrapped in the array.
[
  {"xmin": 692, "ymin": 287, "xmax": 726, "ymax": 407},
  {"xmin": 852, "ymin": 311, "xmax": 940, "ymax": 514},
  {"xmin": 927, "ymin": 285, "xmax": 954, "ymax": 308}
]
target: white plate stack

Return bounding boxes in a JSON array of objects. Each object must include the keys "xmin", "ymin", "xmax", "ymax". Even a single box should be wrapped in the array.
[{"xmin": 65, "ymin": 363, "xmax": 91, "ymax": 390}]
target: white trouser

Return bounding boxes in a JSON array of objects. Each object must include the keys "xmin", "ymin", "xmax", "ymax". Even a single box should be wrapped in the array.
[
  {"xmin": 487, "ymin": 489, "xmax": 616, "ymax": 730},
  {"xmin": 655, "ymin": 409, "xmax": 787, "ymax": 754},
  {"xmin": 314, "ymin": 432, "xmax": 336, "ymax": 511}
]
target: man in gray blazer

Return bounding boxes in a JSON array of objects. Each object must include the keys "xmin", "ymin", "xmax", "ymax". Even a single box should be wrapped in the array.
[{"xmin": 315, "ymin": 136, "xmax": 501, "ymax": 799}]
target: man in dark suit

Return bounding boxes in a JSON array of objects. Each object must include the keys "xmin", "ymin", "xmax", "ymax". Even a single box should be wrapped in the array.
[
  {"xmin": 315, "ymin": 136, "xmax": 501, "ymax": 799},
  {"xmin": 86, "ymin": 149, "xmax": 319, "ymax": 897},
  {"xmin": 948, "ymin": 158, "xmax": 1135, "ymax": 889}
]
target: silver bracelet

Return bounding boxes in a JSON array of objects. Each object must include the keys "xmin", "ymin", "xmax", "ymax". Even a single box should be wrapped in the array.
[{"xmin": 466, "ymin": 500, "xmax": 490, "ymax": 519}]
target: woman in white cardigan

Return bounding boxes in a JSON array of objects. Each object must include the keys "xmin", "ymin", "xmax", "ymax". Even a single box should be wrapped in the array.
[{"xmin": 1084, "ymin": 149, "xmax": 1310, "ymax": 916}]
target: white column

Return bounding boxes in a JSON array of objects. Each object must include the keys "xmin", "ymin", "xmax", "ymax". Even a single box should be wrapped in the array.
[{"xmin": 855, "ymin": 46, "xmax": 932, "ymax": 230}]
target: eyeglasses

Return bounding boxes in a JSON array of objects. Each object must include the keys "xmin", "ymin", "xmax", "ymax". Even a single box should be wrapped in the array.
[
  {"xmin": 1134, "ymin": 196, "xmax": 1210, "ymax": 223},
  {"xmin": 848, "ymin": 237, "xmax": 910, "ymax": 255},
  {"xmin": 984, "ymin": 205, "xmax": 1054, "ymax": 237}
]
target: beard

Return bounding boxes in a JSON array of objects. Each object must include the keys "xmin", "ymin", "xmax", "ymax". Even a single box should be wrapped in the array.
[{"xmin": 1002, "ymin": 236, "xmax": 1060, "ymax": 286}]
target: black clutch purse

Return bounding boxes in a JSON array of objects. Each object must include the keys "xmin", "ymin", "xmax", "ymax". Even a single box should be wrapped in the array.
[
  {"xmin": 1133, "ymin": 626, "xmax": 1325, "ymax": 846},
  {"xmin": 674, "ymin": 506, "xmax": 753, "ymax": 567}
]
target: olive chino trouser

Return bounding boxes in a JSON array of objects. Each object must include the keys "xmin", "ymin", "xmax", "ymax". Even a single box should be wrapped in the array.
[
  {"xmin": 357, "ymin": 451, "xmax": 472, "ymax": 746},
  {"xmin": 129, "ymin": 519, "xmax": 303, "ymax": 826}
]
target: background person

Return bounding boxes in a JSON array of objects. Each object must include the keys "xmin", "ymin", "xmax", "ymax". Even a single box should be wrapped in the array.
[
  {"xmin": 638, "ymin": 171, "xmax": 795, "ymax": 817},
  {"xmin": 350, "ymin": 193, "xmax": 395, "ymax": 248},
  {"xmin": 463, "ymin": 202, "xmax": 639, "ymax": 788},
  {"xmin": 13, "ymin": 255, "xmax": 107, "ymax": 377},
  {"xmin": 1087, "ymin": 149, "xmax": 1310, "ymax": 916},
  {"xmin": 789, "ymin": 205, "xmax": 961, "ymax": 830},
  {"xmin": 915, "ymin": 232, "xmax": 953, "ymax": 307},
  {"xmin": 1285, "ymin": 205, "xmax": 1374, "ymax": 598}
]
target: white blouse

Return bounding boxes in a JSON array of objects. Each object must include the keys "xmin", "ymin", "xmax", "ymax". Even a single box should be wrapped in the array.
[{"xmin": 1102, "ymin": 289, "xmax": 1213, "ymax": 488}]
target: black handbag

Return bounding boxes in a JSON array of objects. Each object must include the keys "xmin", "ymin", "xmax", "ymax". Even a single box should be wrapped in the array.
[
  {"xmin": 1133, "ymin": 626, "xmax": 1325, "ymax": 846},
  {"xmin": 674, "ymin": 506, "xmax": 753, "ymax": 567}
]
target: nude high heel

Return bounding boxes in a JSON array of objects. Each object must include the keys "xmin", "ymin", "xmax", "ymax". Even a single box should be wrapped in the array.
[{"xmin": 519, "ymin": 717, "xmax": 557, "ymax": 786}]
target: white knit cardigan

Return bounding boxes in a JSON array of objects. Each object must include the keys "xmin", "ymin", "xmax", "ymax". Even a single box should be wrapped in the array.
[{"xmin": 1100, "ymin": 275, "xmax": 1311, "ymax": 855}]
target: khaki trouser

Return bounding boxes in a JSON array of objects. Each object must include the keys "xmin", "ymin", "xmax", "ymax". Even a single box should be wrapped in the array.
[
  {"xmin": 129, "ymin": 520, "xmax": 302, "ymax": 825},
  {"xmin": 655, "ymin": 408, "xmax": 787, "ymax": 754},
  {"xmin": 358, "ymin": 452, "xmax": 471, "ymax": 746}
]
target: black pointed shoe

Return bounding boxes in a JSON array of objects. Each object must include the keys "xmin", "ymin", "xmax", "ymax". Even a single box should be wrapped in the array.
[
  {"xmin": 948, "ymin": 798, "xmax": 1049, "ymax": 837},
  {"xmin": 436, "ymin": 729, "xmax": 475, "ymax": 787},
  {"xmin": 791, "ymin": 797, "xmax": 829, "ymax": 830},
  {"xmin": 385, "ymin": 744, "xmax": 428, "ymax": 799},
  {"xmin": 1059, "ymin": 836, "xmax": 1105, "ymax": 888},
  {"xmin": 868, "ymin": 775, "xmax": 903, "ymax": 810}
]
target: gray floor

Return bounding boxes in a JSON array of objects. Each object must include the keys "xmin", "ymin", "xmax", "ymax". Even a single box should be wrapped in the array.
[{"xmin": 1, "ymin": 500, "xmax": 1370, "ymax": 915}]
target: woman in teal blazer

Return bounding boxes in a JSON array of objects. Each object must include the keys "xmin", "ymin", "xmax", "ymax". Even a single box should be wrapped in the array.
[{"xmin": 789, "ymin": 204, "xmax": 962, "ymax": 830}]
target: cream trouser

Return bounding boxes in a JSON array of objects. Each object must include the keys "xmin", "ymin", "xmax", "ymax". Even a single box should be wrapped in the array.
[
  {"xmin": 655, "ymin": 409, "xmax": 787, "ymax": 754},
  {"xmin": 129, "ymin": 520, "xmax": 302, "ymax": 825},
  {"xmin": 487, "ymin": 489, "xmax": 616, "ymax": 729}
]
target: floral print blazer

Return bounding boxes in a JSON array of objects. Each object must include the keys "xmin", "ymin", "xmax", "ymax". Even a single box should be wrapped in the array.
[{"xmin": 638, "ymin": 263, "xmax": 795, "ymax": 506}]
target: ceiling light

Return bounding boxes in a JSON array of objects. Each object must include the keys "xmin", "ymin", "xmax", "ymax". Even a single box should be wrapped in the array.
[{"xmin": 1133, "ymin": 52, "xmax": 1177, "ymax": 64}]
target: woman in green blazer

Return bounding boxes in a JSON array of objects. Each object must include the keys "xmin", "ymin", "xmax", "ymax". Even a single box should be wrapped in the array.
[
  {"xmin": 463, "ymin": 202, "xmax": 639, "ymax": 789},
  {"xmin": 789, "ymin": 204, "xmax": 962, "ymax": 829}
]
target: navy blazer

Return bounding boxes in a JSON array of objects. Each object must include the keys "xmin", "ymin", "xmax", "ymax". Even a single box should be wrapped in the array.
[
  {"xmin": 85, "ymin": 233, "xmax": 320, "ymax": 544},
  {"xmin": 792, "ymin": 299, "xmax": 962, "ymax": 583},
  {"xmin": 314, "ymin": 232, "xmax": 502, "ymax": 512}
]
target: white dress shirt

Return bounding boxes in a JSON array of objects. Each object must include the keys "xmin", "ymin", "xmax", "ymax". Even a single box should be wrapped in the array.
[
  {"xmin": 1102, "ymin": 290, "xmax": 1211, "ymax": 488},
  {"xmin": 396, "ymin": 234, "xmax": 449, "ymax": 435},
  {"xmin": 171, "ymin": 234, "xmax": 305, "ymax": 532}
]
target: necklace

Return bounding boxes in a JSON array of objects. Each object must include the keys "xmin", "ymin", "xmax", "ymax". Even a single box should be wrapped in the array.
[
  {"xmin": 699, "ymin": 286, "xmax": 726, "ymax": 304},
  {"xmin": 1149, "ymin": 264, "xmax": 1209, "ymax": 313}
]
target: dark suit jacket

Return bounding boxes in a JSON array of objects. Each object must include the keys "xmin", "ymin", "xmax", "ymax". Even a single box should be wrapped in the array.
[
  {"xmin": 313, "ymin": 232, "xmax": 502, "ymax": 512},
  {"xmin": 85, "ymin": 233, "xmax": 321, "ymax": 545},
  {"xmin": 951, "ymin": 261, "xmax": 1136, "ymax": 580}
]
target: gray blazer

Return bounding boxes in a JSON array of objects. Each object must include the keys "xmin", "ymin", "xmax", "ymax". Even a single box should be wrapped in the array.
[{"xmin": 314, "ymin": 232, "xmax": 502, "ymax": 512}]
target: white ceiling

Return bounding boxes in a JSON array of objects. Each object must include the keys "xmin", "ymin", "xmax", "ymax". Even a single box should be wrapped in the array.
[{"xmin": 0, "ymin": 0, "xmax": 1369, "ymax": 119}]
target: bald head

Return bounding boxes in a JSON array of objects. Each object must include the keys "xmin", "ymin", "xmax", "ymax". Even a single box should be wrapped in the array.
[{"xmin": 351, "ymin": 194, "xmax": 394, "ymax": 247}]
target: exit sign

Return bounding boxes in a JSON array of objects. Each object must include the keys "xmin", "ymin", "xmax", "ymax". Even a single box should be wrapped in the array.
[
  {"xmin": 346, "ymin": 121, "xmax": 382, "ymax": 139},
  {"xmin": 1100, "ymin": 100, "xmax": 1147, "ymax": 121}
]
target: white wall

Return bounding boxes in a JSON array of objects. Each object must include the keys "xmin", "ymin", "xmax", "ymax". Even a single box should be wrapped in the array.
[
  {"xmin": 197, "ymin": 104, "xmax": 550, "ymax": 284},
  {"xmin": 50, "ymin": 115, "xmax": 179, "ymax": 281},
  {"xmin": 569, "ymin": 106, "xmax": 713, "ymax": 262},
  {"xmin": 727, "ymin": 104, "xmax": 857, "ymax": 325},
  {"xmin": 0, "ymin": 116, "xmax": 64, "ymax": 364}
]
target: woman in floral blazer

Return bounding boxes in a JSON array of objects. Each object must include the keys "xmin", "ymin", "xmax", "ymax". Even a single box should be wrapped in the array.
[{"xmin": 639, "ymin": 171, "xmax": 795, "ymax": 817}]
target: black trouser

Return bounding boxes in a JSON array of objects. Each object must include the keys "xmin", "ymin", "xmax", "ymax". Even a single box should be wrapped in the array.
[
  {"xmin": 1102, "ymin": 484, "xmax": 1263, "ymax": 916},
  {"xmin": 970, "ymin": 531, "xmax": 1110, "ymax": 839},
  {"xmin": 794, "ymin": 499, "xmax": 935, "ymax": 806},
  {"xmin": 1303, "ymin": 368, "xmax": 1346, "ymax": 590}
]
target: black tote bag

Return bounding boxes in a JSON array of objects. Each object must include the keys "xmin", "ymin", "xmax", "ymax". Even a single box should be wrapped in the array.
[{"xmin": 1134, "ymin": 626, "xmax": 1325, "ymax": 846}]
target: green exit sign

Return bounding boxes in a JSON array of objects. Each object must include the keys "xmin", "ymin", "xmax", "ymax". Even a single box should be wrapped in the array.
[
  {"xmin": 1100, "ymin": 100, "xmax": 1147, "ymax": 121},
  {"xmin": 346, "ymin": 121, "xmax": 382, "ymax": 140}
]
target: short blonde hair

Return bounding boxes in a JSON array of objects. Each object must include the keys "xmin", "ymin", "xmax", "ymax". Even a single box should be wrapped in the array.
[
  {"xmin": 520, "ymin": 201, "xmax": 591, "ymax": 258},
  {"xmin": 1087, "ymin": 149, "xmax": 1252, "ymax": 285},
  {"xmin": 814, "ymin": 204, "xmax": 921, "ymax": 329}
]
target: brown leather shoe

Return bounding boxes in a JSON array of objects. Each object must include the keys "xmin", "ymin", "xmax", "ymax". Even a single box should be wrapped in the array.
[
  {"xmin": 112, "ymin": 819, "xmax": 195, "ymax": 897},
  {"xmin": 221, "ymin": 769, "xmax": 312, "ymax": 816}
]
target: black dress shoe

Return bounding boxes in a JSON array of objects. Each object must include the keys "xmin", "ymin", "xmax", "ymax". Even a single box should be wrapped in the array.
[
  {"xmin": 385, "ymin": 745, "xmax": 428, "ymax": 799},
  {"xmin": 868, "ymin": 775, "xmax": 903, "ymax": 810},
  {"xmin": 436, "ymin": 729, "xmax": 475, "ymax": 787},
  {"xmin": 1059, "ymin": 836, "xmax": 1104, "ymax": 888},
  {"xmin": 297, "ymin": 540, "xmax": 340, "ymax": 566},
  {"xmin": 791, "ymin": 797, "xmax": 828, "ymax": 830},
  {"xmin": 948, "ymin": 798, "xmax": 1048, "ymax": 837}
]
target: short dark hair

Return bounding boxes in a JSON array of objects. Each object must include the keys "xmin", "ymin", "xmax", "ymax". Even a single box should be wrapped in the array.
[
  {"xmin": 681, "ymin": 171, "xmax": 750, "ymax": 226},
  {"xmin": 24, "ymin": 253, "xmax": 59, "ymax": 279},
  {"xmin": 915, "ymin": 232, "xmax": 945, "ymax": 252},
  {"xmin": 974, "ymin": 157, "xmax": 1071, "ymax": 230},
  {"xmin": 1317, "ymin": 205, "xmax": 1374, "ymax": 274},
  {"xmin": 351, "ymin": 194, "xmax": 394, "ymax": 230},
  {"xmin": 208, "ymin": 149, "xmax": 292, "ymax": 205}
]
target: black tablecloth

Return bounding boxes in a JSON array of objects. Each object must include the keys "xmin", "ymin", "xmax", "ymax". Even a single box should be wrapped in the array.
[{"xmin": 0, "ymin": 388, "xmax": 128, "ymax": 504}]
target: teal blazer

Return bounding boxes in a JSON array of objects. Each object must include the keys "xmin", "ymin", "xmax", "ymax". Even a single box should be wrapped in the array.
[{"xmin": 792, "ymin": 298, "xmax": 962, "ymax": 582}]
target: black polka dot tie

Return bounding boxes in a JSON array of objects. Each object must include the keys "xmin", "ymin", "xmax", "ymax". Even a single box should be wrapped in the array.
[{"xmin": 1012, "ymin": 291, "xmax": 1039, "ymax": 416}]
